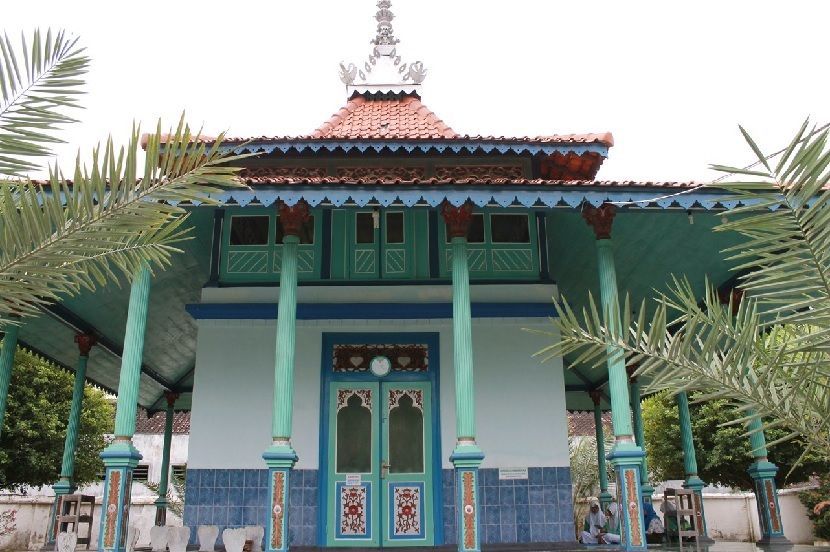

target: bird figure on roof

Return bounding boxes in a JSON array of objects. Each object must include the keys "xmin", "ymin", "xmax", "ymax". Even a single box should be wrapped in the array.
[{"xmin": 339, "ymin": 62, "xmax": 357, "ymax": 85}]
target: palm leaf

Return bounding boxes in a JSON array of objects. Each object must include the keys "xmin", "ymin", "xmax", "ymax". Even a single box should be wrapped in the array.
[
  {"xmin": 0, "ymin": 116, "xmax": 248, "ymax": 326},
  {"xmin": 0, "ymin": 29, "xmax": 89, "ymax": 177}
]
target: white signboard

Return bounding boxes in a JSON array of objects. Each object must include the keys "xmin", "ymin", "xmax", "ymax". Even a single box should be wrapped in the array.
[
  {"xmin": 498, "ymin": 467, "xmax": 529, "ymax": 480},
  {"xmin": 345, "ymin": 473, "xmax": 362, "ymax": 486}
]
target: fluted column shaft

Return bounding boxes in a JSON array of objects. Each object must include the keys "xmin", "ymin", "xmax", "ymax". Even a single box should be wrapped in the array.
[
  {"xmin": 0, "ymin": 323, "xmax": 20, "ymax": 439},
  {"xmin": 676, "ymin": 391, "xmax": 699, "ymax": 476},
  {"xmin": 114, "ymin": 266, "xmax": 151, "ymax": 438},
  {"xmin": 451, "ymin": 236, "xmax": 476, "ymax": 440},
  {"xmin": 591, "ymin": 393, "xmax": 612, "ymax": 507},
  {"xmin": 629, "ymin": 378, "xmax": 653, "ymax": 500},
  {"xmin": 154, "ymin": 393, "xmax": 178, "ymax": 526},
  {"xmin": 273, "ymin": 235, "xmax": 299, "ymax": 440}
]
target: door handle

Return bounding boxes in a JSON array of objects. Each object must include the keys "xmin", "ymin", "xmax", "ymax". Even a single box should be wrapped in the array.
[{"xmin": 381, "ymin": 461, "xmax": 390, "ymax": 479}]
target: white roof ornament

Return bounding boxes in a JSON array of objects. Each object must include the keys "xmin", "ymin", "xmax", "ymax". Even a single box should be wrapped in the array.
[{"xmin": 340, "ymin": 0, "xmax": 428, "ymax": 95}]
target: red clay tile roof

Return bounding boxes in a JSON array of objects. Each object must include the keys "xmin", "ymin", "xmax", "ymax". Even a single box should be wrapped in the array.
[
  {"xmin": 237, "ymin": 174, "xmax": 701, "ymax": 188},
  {"xmin": 312, "ymin": 95, "xmax": 456, "ymax": 140},
  {"xmin": 569, "ymin": 411, "xmax": 612, "ymax": 437},
  {"xmin": 212, "ymin": 94, "xmax": 614, "ymax": 147},
  {"xmin": 135, "ymin": 408, "xmax": 190, "ymax": 434}
]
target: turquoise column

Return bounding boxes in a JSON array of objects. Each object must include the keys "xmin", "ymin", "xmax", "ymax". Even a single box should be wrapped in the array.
[
  {"xmin": 443, "ymin": 203, "xmax": 483, "ymax": 552},
  {"xmin": 0, "ymin": 322, "xmax": 20, "ymax": 440},
  {"xmin": 583, "ymin": 204, "xmax": 646, "ymax": 551},
  {"xmin": 676, "ymin": 391, "xmax": 712, "ymax": 542},
  {"xmin": 589, "ymin": 391, "xmax": 612, "ymax": 508},
  {"xmin": 263, "ymin": 202, "xmax": 307, "ymax": 552},
  {"xmin": 48, "ymin": 334, "xmax": 96, "ymax": 545},
  {"xmin": 98, "ymin": 266, "xmax": 150, "ymax": 552},
  {"xmin": 154, "ymin": 392, "xmax": 178, "ymax": 526},
  {"xmin": 747, "ymin": 413, "xmax": 789, "ymax": 544},
  {"xmin": 628, "ymin": 376, "xmax": 653, "ymax": 501}
]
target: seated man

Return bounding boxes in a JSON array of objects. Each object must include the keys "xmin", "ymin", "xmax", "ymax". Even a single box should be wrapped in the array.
[
  {"xmin": 601, "ymin": 501, "xmax": 621, "ymax": 544},
  {"xmin": 643, "ymin": 500, "xmax": 665, "ymax": 544},
  {"xmin": 580, "ymin": 500, "xmax": 607, "ymax": 544}
]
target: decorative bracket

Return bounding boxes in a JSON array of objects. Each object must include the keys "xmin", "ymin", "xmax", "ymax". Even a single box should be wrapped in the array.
[
  {"xmin": 74, "ymin": 333, "xmax": 96, "ymax": 357},
  {"xmin": 582, "ymin": 203, "xmax": 616, "ymax": 240},
  {"xmin": 440, "ymin": 201, "xmax": 474, "ymax": 239},
  {"xmin": 277, "ymin": 200, "xmax": 310, "ymax": 237}
]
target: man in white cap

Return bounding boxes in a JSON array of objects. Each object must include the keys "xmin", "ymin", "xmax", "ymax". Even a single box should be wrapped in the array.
[{"xmin": 580, "ymin": 499, "xmax": 607, "ymax": 544}]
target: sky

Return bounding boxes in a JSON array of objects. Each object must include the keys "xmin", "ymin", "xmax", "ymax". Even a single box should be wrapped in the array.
[{"xmin": 5, "ymin": 0, "xmax": 830, "ymax": 182}]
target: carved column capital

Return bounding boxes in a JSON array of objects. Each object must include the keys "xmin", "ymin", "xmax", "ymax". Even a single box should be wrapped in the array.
[
  {"xmin": 626, "ymin": 363, "xmax": 639, "ymax": 382},
  {"xmin": 589, "ymin": 389, "xmax": 602, "ymax": 407},
  {"xmin": 582, "ymin": 203, "xmax": 616, "ymax": 240},
  {"xmin": 277, "ymin": 201, "xmax": 310, "ymax": 238},
  {"xmin": 74, "ymin": 334, "xmax": 96, "ymax": 357},
  {"xmin": 718, "ymin": 287, "xmax": 744, "ymax": 315},
  {"xmin": 164, "ymin": 392, "xmax": 180, "ymax": 408},
  {"xmin": 440, "ymin": 201, "xmax": 474, "ymax": 239}
]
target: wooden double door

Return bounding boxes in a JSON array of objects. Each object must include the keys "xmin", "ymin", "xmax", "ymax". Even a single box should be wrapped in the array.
[{"xmin": 324, "ymin": 380, "xmax": 435, "ymax": 546}]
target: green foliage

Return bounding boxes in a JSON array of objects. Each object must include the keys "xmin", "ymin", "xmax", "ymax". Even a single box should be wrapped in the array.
[
  {"xmin": 539, "ymin": 121, "xmax": 830, "ymax": 462},
  {"xmin": 569, "ymin": 435, "xmax": 614, "ymax": 538},
  {"xmin": 0, "ymin": 29, "xmax": 90, "ymax": 177},
  {"xmin": 800, "ymin": 475, "xmax": 830, "ymax": 541},
  {"xmin": 0, "ymin": 29, "xmax": 246, "ymax": 327},
  {"xmin": 142, "ymin": 474, "xmax": 186, "ymax": 518},
  {"xmin": 0, "ymin": 347, "xmax": 113, "ymax": 491},
  {"xmin": 642, "ymin": 391, "xmax": 827, "ymax": 489}
]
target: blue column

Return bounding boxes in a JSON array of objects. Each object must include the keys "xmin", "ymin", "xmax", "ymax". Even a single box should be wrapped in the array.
[
  {"xmin": 589, "ymin": 391, "xmax": 612, "ymax": 508},
  {"xmin": 98, "ymin": 267, "xmax": 150, "ymax": 552},
  {"xmin": 443, "ymin": 202, "xmax": 483, "ymax": 552},
  {"xmin": 48, "ymin": 334, "xmax": 96, "ymax": 545},
  {"xmin": 264, "ymin": 202, "xmax": 308, "ymax": 552},
  {"xmin": 675, "ymin": 392, "xmax": 712, "ymax": 542},
  {"xmin": 747, "ymin": 414, "xmax": 790, "ymax": 544},
  {"xmin": 628, "ymin": 376, "xmax": 653, "ymax": 501},
  {"xmin": 583, "ymin": 204, "xmax": 646, "ymax": 551},
  {"xmin": 154, "ymin": 392, "xmax": 178, "ymax": 526},
  {"xmin": 0, "ymin": 322, "xmax": 20, "ymax": 441}
]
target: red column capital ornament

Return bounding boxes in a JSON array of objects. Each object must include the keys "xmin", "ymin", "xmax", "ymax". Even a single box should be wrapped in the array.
[
  {"xmin": 164, "ymin": 391, "xmax": 180, "ymax": 408},
  {"xmin": 74, "ymin": 334, "xmax": 96, "ymax": 357},
  {"xmin": 589, "ymin": 389, "xmax": 603, "ymax": 407},
  {"xmin": 441, "ymin": 201, "xmax": 474, "ymax": 239},
  {"xmin": 277, "ymin": 200, "xmax": 310, "ymax": 238},
  {"xmin": 582, "ymin": 203, "xmax": 616, "ymax": 240}
]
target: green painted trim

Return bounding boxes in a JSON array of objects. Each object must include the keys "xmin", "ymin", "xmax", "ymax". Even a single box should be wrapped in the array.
[
  {"xmin": 413, "ymin": 210, "xmax": 430, "ymax": 280},
  {"xmin": 156, "ymin": 399, "xmax": 175, "ymax": 502},
  {"xmin": 272, "ymin": 236, "xmax": 300, "ymax": 439},
  {"xmin": 676, "ymin": 391, "xmax": 700, "ymax": 477},
  {"xmin": 0, "ymin": 323, "xmax": 20, "ymax": 440},
  {"xmin": 629, "ymin": 379, "xmax": 652, "ymax": 499},
  {"xmin": 220, "ymin": 206, "xmax": 323, "ymax": 284},
  {"xmin": 451, "ymin": 237, "xmax": 476, "ymax": 441},
  {"xmin": 114, "ymin": 266, "xmax": 151, "ymax": 438},
  {"xmin": 595, "ymin": 239, "xmax": 634, "ymax": 439},
  {"xmin": 58, "ymin": 354, "xmax": 88, "ymax": 485},
  {"xmin": 592, "ymin": 402, "xmax": 611, "ymax": 506},
  {"xmin": 331, "ymin": 209, "xmax": 348, "ymax": 280},
  {"xmin": 438, "ymin": 209, "xmax": 539, "ymax": 280}
]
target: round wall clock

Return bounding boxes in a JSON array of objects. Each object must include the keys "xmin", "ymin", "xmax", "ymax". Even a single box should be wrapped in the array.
[{"xmin": 369, "ymin": 355, "xmax": 392, "ymax": 377}]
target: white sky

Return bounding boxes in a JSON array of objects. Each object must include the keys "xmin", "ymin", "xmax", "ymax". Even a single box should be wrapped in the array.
[{"xmin": 5, "ymin": 0, "xmax": 830, "ymax": 182}]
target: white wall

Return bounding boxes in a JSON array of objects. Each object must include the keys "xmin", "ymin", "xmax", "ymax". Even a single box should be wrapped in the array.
[
  {"xmin": 651, "ymin": 488, "xmax": 816, "ymax": 544},
  {"xmin": 188, "ymin": 317, "xmax": 569, "ymax": 470}
]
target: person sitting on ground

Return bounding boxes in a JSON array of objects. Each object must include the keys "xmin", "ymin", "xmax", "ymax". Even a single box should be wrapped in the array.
[
  {"xmin": 643, "ymin": 500, "xmax": 665, "ymax": 544},
  {"xmin": 580, "ymin": 500, "xmax": 607, "ymax": 544},
  {"xmin": 601, "ymin": 500, "xmax": 621, "ymax": 544}
]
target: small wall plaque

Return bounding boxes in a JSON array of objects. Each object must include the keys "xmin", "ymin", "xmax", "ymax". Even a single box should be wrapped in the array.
[
  {"xmin": 345, "ymin": 474, "xmax": 362, "ymax": 486},
  {"xmin": 498, "ymin": 467, "xmax": 529, "ymax": 480}
]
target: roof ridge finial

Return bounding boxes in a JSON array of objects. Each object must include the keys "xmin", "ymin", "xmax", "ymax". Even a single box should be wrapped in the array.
[{"xmin": 372, "ymin": 0, "xmax": 399, "ymax": 53}]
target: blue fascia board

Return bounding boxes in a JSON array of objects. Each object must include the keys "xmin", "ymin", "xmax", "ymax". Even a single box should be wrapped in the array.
[
  {"xmin": 192, "ymin": 185, "xmax": 741, "ymax": 211},
  {"xmin": 185, "ymin": 302, "xmax": 557, "ymax": 320},
  {"xmin": 219, "ymin": 140, "xmax": 609, "ymax": 158}
]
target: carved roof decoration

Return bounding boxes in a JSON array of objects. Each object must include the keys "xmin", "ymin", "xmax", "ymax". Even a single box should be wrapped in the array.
[{"xmin": 339, "ymin": 0, "xmax": 427, "ymax": 95}]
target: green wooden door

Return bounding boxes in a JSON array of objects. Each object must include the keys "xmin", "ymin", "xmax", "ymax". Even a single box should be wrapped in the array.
[
  {"xmin": 325, "ymin": 381, "xmax": 434, "ymax": 547},
  {"xmin": 380, "ymin": 381, "xmax": 434, "ymax": 546},
  {"xmin": 348, "ymin": 211, "xmax": 379, "ymax": 279}
]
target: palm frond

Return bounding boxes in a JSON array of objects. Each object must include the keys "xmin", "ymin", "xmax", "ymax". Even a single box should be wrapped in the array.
[
  {"xmin": 0, "ymin": 29, "xmax": 89, "ymax": 177},
  {"xmin": 0, "ymin": 116, "xmax": 248, "ymax": 326}
]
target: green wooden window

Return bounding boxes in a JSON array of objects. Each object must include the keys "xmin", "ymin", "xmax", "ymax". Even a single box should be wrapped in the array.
[
  {"xmin": 220, "ymin": 207, "xmax": 322, "ymax": 283},
  {"xmin": 439, "ymin": 209, "xmax": 539, "ymax": 279},
  {"xmin": 330, "ymin": 208, "xmax": 428, "ymax": 280}
]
